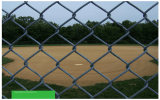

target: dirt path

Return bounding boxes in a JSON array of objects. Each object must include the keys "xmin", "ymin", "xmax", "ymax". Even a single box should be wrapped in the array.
[{"xmin": 2, "ymin": 46, "xmax": 158, "ymax": 87}]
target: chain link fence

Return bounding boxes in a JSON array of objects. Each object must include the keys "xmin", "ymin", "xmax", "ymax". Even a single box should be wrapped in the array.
[
  {"xmin": 2, "ymin": 1, "xmax": 158, "ymax": 99},
  {"xmin": 2, "ymin": 40, "xmax": 158, "ymax": 45}
]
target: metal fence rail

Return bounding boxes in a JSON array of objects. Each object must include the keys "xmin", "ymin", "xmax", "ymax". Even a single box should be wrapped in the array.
[{"xmin": 2, "ymin": 1, "xmax": 158, "ymax": 99}]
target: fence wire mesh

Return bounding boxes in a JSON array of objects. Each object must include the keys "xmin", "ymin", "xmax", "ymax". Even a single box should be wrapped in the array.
[{"xmin": 2, "ymin": 1, "xmax": 158, "ymax": 99}]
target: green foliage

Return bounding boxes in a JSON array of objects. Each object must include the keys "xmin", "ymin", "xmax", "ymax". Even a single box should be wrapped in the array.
[{"xmin": 2, "ymin": 15, "xmax": 158, "ymax": 45}]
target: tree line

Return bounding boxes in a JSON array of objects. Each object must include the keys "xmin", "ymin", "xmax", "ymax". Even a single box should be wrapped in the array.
[{"xmin": 2, "ymin": 15, "xmax": 158, "ymax": 45}]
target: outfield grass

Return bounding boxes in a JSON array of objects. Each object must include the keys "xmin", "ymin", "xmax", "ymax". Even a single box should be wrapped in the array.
[
  {"xmin": 2, "ymin": 58, "xmax": 158, "ymax": 99},
  {"xmin": 2, "ymin": 57, "xmax": 14, "ymax": 65},
  {"xmin": 2, "ymin": 44, "xmax": 158, "ymax": 48},
  {"xmin": 150, "ymin": 59, "xmax": 158, "ymax": 65}
]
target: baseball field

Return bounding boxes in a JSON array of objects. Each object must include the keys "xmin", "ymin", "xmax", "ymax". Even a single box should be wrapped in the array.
[{"xmin": 2, "ymin": 45, "xmax": 158, "ymax": 87}]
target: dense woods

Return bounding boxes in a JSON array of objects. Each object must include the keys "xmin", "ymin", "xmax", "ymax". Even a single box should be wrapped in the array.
[{"xmin": 2, "ymin": 15, "xmax": 158, "ymax": 45}]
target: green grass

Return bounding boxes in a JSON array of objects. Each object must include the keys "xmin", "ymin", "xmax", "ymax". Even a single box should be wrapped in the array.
[
  {"xmin": 2, "ymin": 58, "xmax": 158, "ymax": 99},
  {"xmin": 2, "ymin": 44, "xmax": 158, "ymax": 48},
  {"xmin": 2, "ymin": 57, "xmax": 14, "ymax": 65},
  {"xmin": 150, "ymin": 59, "xmax": 158, "ymax": 65}
]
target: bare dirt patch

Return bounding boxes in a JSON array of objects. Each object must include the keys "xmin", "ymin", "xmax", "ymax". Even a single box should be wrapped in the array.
[{"xmin": 2, "ymin": 46, "xmax": 158, "ymax": 87}]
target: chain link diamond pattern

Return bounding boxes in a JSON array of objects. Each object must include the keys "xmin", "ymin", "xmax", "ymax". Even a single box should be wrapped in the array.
[{"xmin": 2, "ymin": 1, "xmax": 158, "ymax": 99}]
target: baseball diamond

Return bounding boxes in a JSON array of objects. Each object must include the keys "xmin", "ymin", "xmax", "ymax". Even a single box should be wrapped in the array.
[
  {"xmin": 2, "ymin": 45, "xmax": 158, "ymax": 87},
  {"xmin": 2, "ymin": 1, "xmax": 158, "ymax": 98}
]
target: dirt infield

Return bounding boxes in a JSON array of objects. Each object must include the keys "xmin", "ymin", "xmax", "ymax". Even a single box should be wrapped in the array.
[{"xmin": 2, "ymin": 46, "xmax": 158, "ymax": 87}]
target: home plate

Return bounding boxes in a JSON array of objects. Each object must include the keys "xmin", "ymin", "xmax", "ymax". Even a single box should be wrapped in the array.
[{"xmin": 74, "ymin": 64, "xmax": 83, "ymax": 65}]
